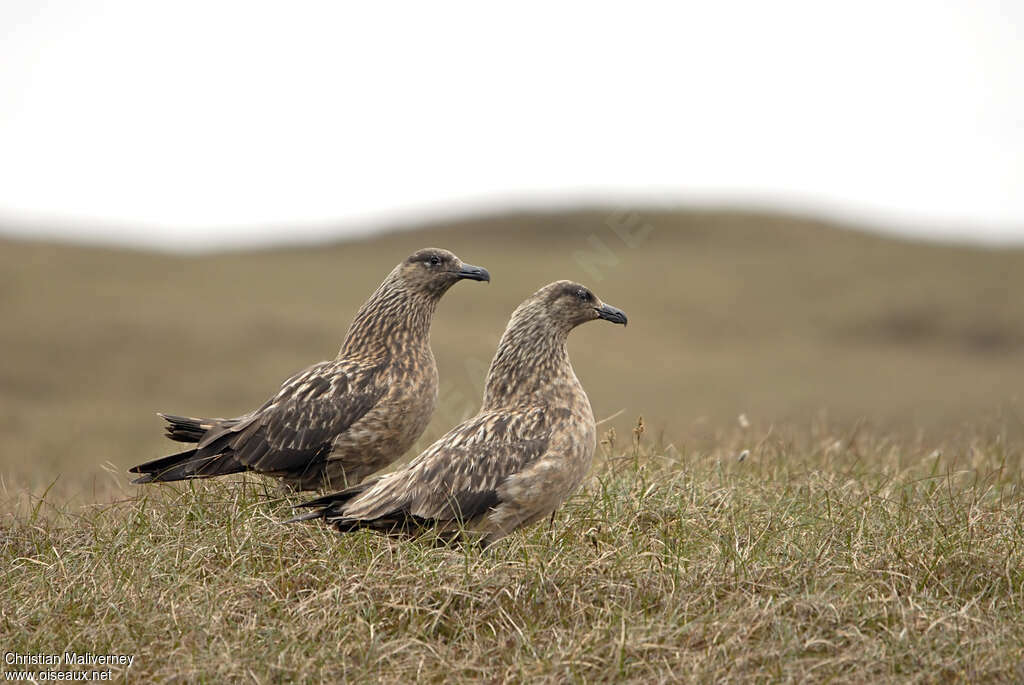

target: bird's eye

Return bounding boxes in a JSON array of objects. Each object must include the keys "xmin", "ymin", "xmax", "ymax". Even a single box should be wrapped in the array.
[
  {"xmin": 429, "ymin": 255, "xmax": 441, "ymax": 266},
  {"xmin": 576, "ymin": 289, "xmax": 590, "ymax": 301}
]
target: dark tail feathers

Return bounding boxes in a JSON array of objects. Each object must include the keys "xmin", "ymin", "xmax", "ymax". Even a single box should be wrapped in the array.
[
  {"xmin": 129, "ymin": 448, "xmax": 246, "ymax": 484},
  {"xmin": 158, "ymin": 413, "xmax": 218, "ymax": 443},
  {"xmin": 283, "ymin": 479, "xmax": 378, "ymax": 524},
  {"xmin": 285, "ymin": 479, "xmax": 430, "ymax": 536}
]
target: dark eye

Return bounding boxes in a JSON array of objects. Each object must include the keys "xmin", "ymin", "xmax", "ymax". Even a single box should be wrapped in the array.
[
  {"xmin": 576, "ymin": 289, "xmax": 590, "ymax": 301},
  {"xmin": 429, "ymin": 255, "xmax": 441, "ymax": 266}
]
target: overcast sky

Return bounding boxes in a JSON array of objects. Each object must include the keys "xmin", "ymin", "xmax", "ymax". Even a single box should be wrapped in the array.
[{"xmin": 1, "ymin": 1, "xmax": 1022, "ymax": 249}]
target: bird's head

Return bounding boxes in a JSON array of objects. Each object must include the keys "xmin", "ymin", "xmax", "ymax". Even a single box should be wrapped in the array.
[
  {"xmin": 394, "ymin": 248, "xmax": 490, "ymax": 297},
  {"xmin": 525, "ymin": 280, "xmax": 628, "ymax": 333},
  {"xmin": 483, "ymin": 280, "xmax": 628, "ymax": 402}
]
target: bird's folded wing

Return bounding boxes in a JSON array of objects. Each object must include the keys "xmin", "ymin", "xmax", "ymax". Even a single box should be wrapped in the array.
[
  {"xmin": 207, "ymin": 359, "xmax": 388, "ymax": 473},
  {"xmin": 342, "ymin": 406, "xmax": 560, "ymax": 522}
]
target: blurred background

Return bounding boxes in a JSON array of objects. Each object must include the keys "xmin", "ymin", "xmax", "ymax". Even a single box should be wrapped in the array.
[{"xmin": 1, "ymin": 2, "xmax": 1022, "ymax": 501}]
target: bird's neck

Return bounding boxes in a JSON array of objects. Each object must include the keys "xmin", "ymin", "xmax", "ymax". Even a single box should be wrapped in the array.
[
  {"xmin": 338, "ymin": 278, "xmax": 438, "ymax": 358},
  {"xmin": 482, "ymin": 321, "xmax": 576, "ymax": 409}
]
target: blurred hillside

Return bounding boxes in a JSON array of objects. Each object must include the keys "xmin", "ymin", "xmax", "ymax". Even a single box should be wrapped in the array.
[{"xmin": 2, "ymin": 208, "xmax": 1023, "ymax": 501}]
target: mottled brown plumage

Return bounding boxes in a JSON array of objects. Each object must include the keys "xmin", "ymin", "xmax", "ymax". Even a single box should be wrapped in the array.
[
  {"xmin": 290, "ymin": 280, "xmax": 627, "ymax": 545},
  {"xmin": 129, "ymin": 248, "xmax": 490, "ymax": 490}
]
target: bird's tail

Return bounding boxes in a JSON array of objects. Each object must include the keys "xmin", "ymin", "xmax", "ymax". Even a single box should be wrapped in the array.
[
  {"xmin": 158, "ymin": 413, "xmax": 218, "ymax": 443},
  {"xmin": 283, "ymin": 479, "xmax": 379, "ymax": 524},
  {"xmin": 129, "ymin": 448, "xmax": 246, "ymax": 484},
  {"xmin": 285, "ymin": 478, "xmax": 429, "ymax": 535}
]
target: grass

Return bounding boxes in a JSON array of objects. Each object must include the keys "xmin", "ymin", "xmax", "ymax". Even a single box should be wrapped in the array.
[{"xmin": 3, "ymin": 420, "xmax": 1023, "ymax": 682}]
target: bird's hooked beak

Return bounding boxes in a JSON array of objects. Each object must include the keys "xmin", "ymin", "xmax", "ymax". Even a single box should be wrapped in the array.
[
  {"xmin": 595, "ymin": 303, "xmax": 628, "ymax": 326},
  {"xmin": 456, "ymin": 263, "xmax": 491, "ymax": 282}
]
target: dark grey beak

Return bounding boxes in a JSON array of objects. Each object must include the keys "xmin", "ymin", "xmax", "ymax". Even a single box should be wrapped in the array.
[
  {"xmin": 596, "ymin": 303, "xmax": 628, "ymax": 325},
  {"xmin": 456, "ymin": 263, "xmax": 490, "ymax": 282}
]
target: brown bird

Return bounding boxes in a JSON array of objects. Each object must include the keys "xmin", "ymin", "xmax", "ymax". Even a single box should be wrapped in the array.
[
  {"xmin": 290, "ymin": 280, "xmax": 627, "ymax": 546},
  {"xmin": 129, "ymin": 248, "xmax": 490, "ymax": 490}
]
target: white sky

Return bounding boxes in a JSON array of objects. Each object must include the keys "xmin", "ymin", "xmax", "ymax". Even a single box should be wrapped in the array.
[{"xmin": 0, "ymin": 1, "xmax": 1022, "ymax": 249}]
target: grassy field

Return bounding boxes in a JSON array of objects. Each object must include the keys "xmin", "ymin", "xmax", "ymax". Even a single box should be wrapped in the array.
[
  {"xmin": 2, "ymin": 209, "xmax": 1024, "ymax": 681},
  {"xmin": 4, "ymin": 425, "xmax": 1023, "ymax": 682}
]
